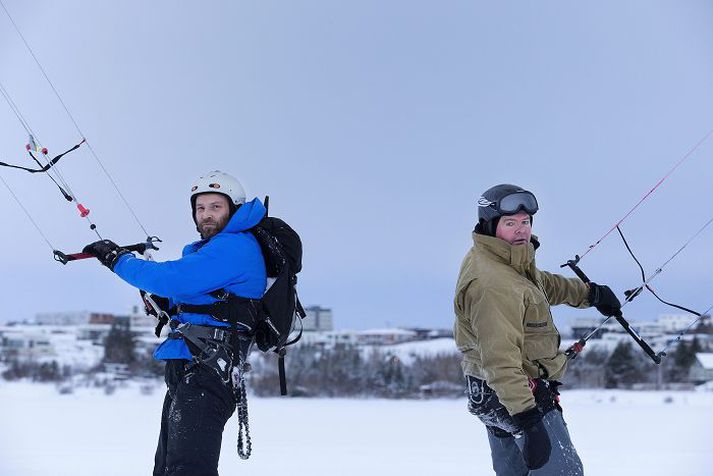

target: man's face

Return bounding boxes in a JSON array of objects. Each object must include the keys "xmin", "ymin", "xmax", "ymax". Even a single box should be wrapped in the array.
[
  {"xmin": 495, "ymin": 211, "xmax": 532, "ymax": 246},
  {"xmin": 194, "ymin": 193, "xmax": 231, "ymax": 239}
]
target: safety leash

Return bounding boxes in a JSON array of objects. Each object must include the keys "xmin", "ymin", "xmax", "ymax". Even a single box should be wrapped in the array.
[
  {"xmin": 564, "ymin": 213, "xmax": 713, "ymax": 362},
  {"xmin": 616, "ymin": 222, "xmax": 711, "ymax": 316},
  {"xmin": 235, "ymin": 357, "xmax": 252, "ymax": 460}
]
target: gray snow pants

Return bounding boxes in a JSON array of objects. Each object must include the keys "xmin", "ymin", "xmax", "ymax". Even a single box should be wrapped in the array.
[
  {"xmin": 466, "ymin": 375, "xmax": 583, "ymax": 475},
  {"xmin": 486, "ymin": 409, "xmax": 583, "ymax": 476}
]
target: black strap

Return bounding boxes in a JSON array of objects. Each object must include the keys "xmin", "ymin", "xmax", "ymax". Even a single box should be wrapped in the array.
[
  {"xmin": 295, "ymin": 295, "xmax": 306, "ymax": 318},
  {"xmin": 153, "ymin": 308, "xmax": 176, "ymax": 337},
  {"xmin": 177, "ymin": 294, "xmax": 258, "ymax": 331},
  {"xmin": 154, "ymin": 316, "xmax": 167, "ymax": 337},
  {"xmin": 277, "ymin": 347, "xmax": 287, "ymax": 396}
]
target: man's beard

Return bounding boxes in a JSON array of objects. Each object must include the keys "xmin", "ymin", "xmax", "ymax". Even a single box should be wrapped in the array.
[{"xmin": 198, "ymin": 215, "xmax": 229, "ymax": 239}]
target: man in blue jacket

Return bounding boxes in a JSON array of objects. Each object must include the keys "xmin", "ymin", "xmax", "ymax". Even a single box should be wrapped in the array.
[{"xmin": 83, "ymin": 170, "xmax": 267, "ymax": 476}]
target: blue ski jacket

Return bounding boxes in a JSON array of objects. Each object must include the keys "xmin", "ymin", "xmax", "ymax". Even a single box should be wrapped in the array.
[{"xmin": 113, "ymin": 198, "xmax": 267, "ymax": 360}]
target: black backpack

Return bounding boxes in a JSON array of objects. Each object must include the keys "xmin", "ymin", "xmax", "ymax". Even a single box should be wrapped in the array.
[
  {"xmin": 249, "ymin": 198, "xmax": 306, "ymax": 395},
  {"xmin": 251, "ymin": 212, "xmax": 306, "ymax": 352}
]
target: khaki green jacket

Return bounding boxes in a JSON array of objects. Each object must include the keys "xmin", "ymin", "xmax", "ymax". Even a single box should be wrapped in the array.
[{"xmin": 453, "ymin": 233, "xmax": 590, "ymax": 415}]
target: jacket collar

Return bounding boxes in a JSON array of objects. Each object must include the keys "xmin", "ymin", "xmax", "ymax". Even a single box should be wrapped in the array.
[{"xmin": 472, "ymin": 232, "xmax": 538, "ymax": 270}]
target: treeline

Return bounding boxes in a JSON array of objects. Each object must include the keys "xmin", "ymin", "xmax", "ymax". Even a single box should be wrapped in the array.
[
  {"xmin": 247, "ymin": 338, "xmax": 708, "ymax": 396},
  {"xmin": 1, "ymin": 359, "xmax": 72, "ymax": 382},
  {"xmin": 564, "ymin": 337, "xmax": 707, "ymax": 389},
  {"xmin": 2, "ymin": 327, "xmax": 708, "ymax": 396},
  {"xmin": 248, "ymin": 344, "xmax": 464, "ymax": 398}
]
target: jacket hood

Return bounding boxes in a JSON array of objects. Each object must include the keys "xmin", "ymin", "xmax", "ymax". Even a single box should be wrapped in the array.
[{"xmin": 223, "ymin": 197, "xmax": 266, "ymax": 233}]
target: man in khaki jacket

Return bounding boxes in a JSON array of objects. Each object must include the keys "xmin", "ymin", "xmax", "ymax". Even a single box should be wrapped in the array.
[{"xmin": 454, "ymin": 184, "xmax": 621, "ymax": 475}]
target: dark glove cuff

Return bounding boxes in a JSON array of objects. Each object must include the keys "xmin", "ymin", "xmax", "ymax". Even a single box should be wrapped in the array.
[
  {"xmin": 512, "ymin": 406, "xmax": 542, "ymax": 430},
  {"xmin": 108, "ymin": 249, "xmax": 132, "ymax": 270},
  {"xmin": 587, "ymin": 282, "xmax": 600, "ymax": 306}
]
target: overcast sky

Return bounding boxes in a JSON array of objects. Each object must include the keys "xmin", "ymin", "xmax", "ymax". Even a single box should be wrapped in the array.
[{"xmin": 1, "ymin": 1, "xmax": 712, "ymax": 332}]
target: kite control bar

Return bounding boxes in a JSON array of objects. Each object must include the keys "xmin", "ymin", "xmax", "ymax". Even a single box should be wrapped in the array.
[
  {"xmin": 53, "ymin": 236, "xmax": 162, "ymax": 265},
  {"xmin": 561, "ymin": 256, "xmax": 662, "ymax": 364}
]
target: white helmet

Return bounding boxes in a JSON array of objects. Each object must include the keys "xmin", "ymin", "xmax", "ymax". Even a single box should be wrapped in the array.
[{"xmin": 190, "ymin": 170, "xmax": 246, "ymax": 210}]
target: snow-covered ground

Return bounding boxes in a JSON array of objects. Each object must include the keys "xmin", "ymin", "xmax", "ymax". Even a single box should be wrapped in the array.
[{"xmin": 1, "ymin": 382, "xmax": 711, "ymax": 476}]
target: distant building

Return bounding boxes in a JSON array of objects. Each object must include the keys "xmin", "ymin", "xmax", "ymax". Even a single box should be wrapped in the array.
[
  {"xmin": 356, "ymin": 328, "xmax": 417, "ymax": 346},
  {"xmin": 35, "ymin": 311, "xmax": 118, "ymax": 327},
  {"xmin": 1, "ymin": 308, "xmax": 162, "ymax": 369},
  {"xmin": 0, "ymin": 325, "xmax": 55, "ymax": 360},
  {"xmin": 0, "ymin": 324, "xmax": 103, "ymax": 369},
  {"xmin": 690, "ymin": 353, "xmax": 713, "ymax": 383},
  {"xmin": 76, "ymin": 322, "xmax": 112, "ymax": 344},
  {"xmin": 89, "ymin": 313, "xmax": 118, "ymax": 325},
  {"xmin": 570, "ymin": 316, "xmax": 606, "ymax": 339},
  {"xmin": 299, "ymin": 330, "xmax": 358, "ymax": 347},
  {"xmin": 299, "ymin": 327, "xmax": 452, "ymax": 348},
  {"xmin": 302, "ymin": 306, "xmax": 333, "ymax": 332},
  {"xmin": 35, "ymin": 311, "xmax": 92, "ymax": 326},
  {"xmin": 658, "ymin": 314, "xmax": 695, "ymax": 333},
  {"xmin": 403, "ymin": 327, "xmax": 454, "ymax": 340},
  {"xmin": 635, "ymin": 321, "xmax": 665, "ymax": 339}
]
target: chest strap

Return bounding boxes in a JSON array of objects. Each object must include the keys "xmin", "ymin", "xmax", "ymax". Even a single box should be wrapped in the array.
[{"xmin": 176, "ymin": 293, "xmax": 261, "ymax": 332}]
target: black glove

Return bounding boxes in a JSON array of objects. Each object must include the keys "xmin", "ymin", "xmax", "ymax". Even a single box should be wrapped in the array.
[
  {"xmin": 588, "ymin": 282, "xmax": 622, "ymax": 317},
  {"xmin": 139, "ymin": 290, "xmax": 171, "ymax": 318},
  {"xmin": 512, "ymin": 407, "xmax": 551, "ymax": 470},
  {"xmin": 82, "ymin": 239, "xmax": 131, "ymax": 270}
]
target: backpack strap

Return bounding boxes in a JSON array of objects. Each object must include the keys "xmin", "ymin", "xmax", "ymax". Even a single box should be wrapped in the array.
[
  {"xmin": 277, "ymin": 347, "xmax": 288, "ymax": 396},
  {"xmin": 295, "ymin": 293, "xmax": 306, "ymax": 319}
]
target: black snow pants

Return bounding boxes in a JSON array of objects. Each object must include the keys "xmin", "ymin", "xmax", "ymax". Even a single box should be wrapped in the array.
[{"xmin": 153, "ymin": 360, "xmax": 236, "ymax": 476}]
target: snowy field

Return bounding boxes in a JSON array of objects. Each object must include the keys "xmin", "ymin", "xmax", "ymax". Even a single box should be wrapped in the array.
[{"xmin": 1, "ymin": 382, "xmax": 711, "ymax": 476}]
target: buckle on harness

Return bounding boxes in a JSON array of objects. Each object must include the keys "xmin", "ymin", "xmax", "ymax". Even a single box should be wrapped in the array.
[{"xmin": 213, "ymin": 328, "xmax": 226, "ymax": 342}]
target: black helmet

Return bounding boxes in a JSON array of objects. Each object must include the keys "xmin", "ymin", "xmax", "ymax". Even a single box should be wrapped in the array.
[{"xmin": 476, "ymin": 184, "xmax": 538, "ymax": 236}]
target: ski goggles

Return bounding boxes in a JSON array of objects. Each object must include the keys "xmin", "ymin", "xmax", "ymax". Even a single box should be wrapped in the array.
[{"xmin": 478, "ymin": 191, "xmax": 539, "ymax": 215}]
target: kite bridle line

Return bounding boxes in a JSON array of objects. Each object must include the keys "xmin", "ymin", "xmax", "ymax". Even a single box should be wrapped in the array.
[
  {"xmin": 561, "ymin": 128, "xmax": 713, "ymax": 363},
  {"xmin": 0, "ymin": 1, "xmax": 159, "ymax": 262}
]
